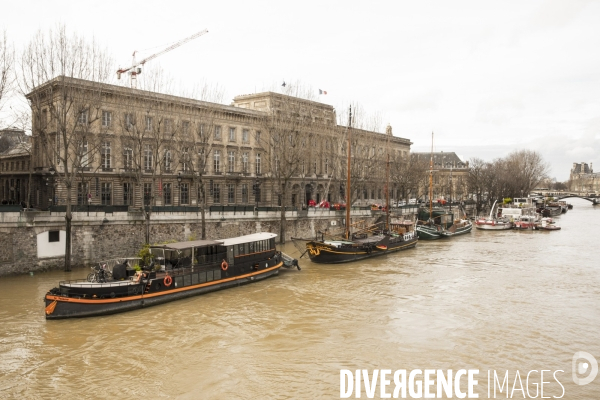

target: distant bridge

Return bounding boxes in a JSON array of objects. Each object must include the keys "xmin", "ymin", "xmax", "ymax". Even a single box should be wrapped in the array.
[{"xmin": 555, "ymin": 194, "xmax": 599, "ymax": 204}]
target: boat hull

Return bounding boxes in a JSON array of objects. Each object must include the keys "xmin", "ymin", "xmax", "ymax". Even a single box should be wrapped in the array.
[
  {"xmin": 475, "ymin": 220, "xmax": 513, "ymax": 230},
  {"xmin": 45, "ymin": 263, "xmax": 282, "ymax": 319},
  {"xmin": 306, "ymin": 236, "xmax": 417, "ymax": 264},
  {"xmin": 416, "ymin": 225, "xmax": 443, "ymax": 240}
]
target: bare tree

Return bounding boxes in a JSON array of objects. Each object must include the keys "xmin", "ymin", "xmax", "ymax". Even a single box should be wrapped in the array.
[
  {"xmin": 259, "ymin": 92, "xmax": 317, "ymax": 243},
  {"xmin": 20, "ymin": 25, "xmax": 113, "ymax": 271},
  {"xmin": 391, "ymin": 154, "xmax": 428, "ymax": 203},
  {"xmin": 0, "ymin": 30, "xmax": 14, "ymax": 121}
]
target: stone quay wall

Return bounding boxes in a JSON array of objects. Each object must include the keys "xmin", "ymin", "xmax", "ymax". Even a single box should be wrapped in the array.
[{"xmin": 0, "ymin": 208, "xmax": 379, "ymax": 276}]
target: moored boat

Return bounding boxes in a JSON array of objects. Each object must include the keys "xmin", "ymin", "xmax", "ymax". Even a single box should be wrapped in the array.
[
  {"xmin": 297, "ymin": 220, "xmax": 417, "ymax": 264},
  {"xmin": 513, "ymin": 215, "xmax": 540, "ymax": 230},
  {"xmin": 537, "ymin": 217, "xmax": 561, "ymax": 231},
  {"xmin": 475, "ymin": 200, "xmax": 513, "ymax": 230},
  {"xmin": 44, "ymin": 232, "xmax": 286, "ymax": 319}
]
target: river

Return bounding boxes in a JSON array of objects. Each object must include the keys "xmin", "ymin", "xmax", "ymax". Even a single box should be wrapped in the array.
[{"xmin": 0, "ymin": 198, "xmax": 599, "ymax": 399}]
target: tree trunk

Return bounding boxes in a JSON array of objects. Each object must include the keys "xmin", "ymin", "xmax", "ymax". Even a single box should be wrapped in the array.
[
  {"xmin": 64, "ymin": 210, "xmax": 72, "ymax": 272},
  {"xmin": 279, "ymin": 198, "xmax": 287, "ymax": 244},
  {"xmin": 201, "ymin": 207, "xmax": 206, "ymax": 240}
]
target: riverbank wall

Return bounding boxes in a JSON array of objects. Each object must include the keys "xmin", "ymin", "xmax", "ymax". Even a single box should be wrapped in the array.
[{"xmin": 0, "ymin": 207, "xmax": 386, "ymax": 276}]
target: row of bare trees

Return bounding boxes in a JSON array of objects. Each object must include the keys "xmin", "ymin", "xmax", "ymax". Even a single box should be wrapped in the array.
[{"xmin": 467, "ymin": 150, "xmax": 550, "ymax": 215}]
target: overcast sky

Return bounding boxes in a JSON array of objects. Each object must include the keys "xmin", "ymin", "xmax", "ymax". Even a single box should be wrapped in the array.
[{"xmin": 2, "ymin": 0, "xmax": 599, "ymax": 181}]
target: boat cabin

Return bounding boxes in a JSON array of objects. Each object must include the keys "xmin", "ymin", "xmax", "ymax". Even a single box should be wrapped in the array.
[{"xmin": 149, "ymin": 233, "xmax": 278, "ymax": 271}]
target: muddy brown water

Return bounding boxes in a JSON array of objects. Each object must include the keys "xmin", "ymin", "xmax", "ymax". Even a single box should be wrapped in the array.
[{"xmin": 1, "ymin": 198, "xmax": 599, "ymax": 399}]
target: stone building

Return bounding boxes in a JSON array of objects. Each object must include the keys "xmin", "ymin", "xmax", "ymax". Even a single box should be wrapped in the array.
[
  {"xmin": 25, "ymin": 76, "xmax": 413, "ymax": 210},
  {"xmin": 0, "ymin": 129, "xmax": 32, "ymax": 205},
  {"xmin": 569, "ymin": 162, "xmax": 598, "ymax": 194},
  {"xmin": 412, "ymin": 151, "xmax": 470, "ymax": 201}
]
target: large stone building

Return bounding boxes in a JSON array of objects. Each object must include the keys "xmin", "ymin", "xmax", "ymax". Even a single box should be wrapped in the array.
[
  {"xmin": 570, "ymin": 162, "xmax": 598, "ymax": 194},
  {"xmin": 411, "ymin": 151, "xmax": 470, "ymax": 201},
  {"xmin": 22, "ymin": 76, "xmax": 412, "ymax": 210}
]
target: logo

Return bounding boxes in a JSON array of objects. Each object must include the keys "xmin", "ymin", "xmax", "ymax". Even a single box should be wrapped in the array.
[{"xmin": 572, "ymin": 351, "xmax": 598, "ymax": 385}]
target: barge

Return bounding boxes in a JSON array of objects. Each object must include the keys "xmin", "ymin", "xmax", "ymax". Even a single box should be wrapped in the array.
[{"xmin": 45, "ymin": 232, "xmax": 287, "ymax": 319}]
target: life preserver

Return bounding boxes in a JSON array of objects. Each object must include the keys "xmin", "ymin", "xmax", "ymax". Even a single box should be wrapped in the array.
[
  {"xmin": 221, "ymin": 260, "xmax": 229, "ymax": 271},
  {"xmin": 164, "ymin": 275, "xmax": 172, "ymax": 287}
]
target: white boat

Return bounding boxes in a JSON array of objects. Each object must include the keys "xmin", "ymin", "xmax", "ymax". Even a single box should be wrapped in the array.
[
  {"xmin": 475, "ymin": 200, "xmax": 513, "ymax": 230},
  {"xmin": 537, "ymin": 217, "xmax": 561, "ymax": 231}
]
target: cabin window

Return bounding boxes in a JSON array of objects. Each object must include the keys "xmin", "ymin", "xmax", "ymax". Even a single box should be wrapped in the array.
[
  {"xmin": 184, "ymin": 275, "xmax": 191, "ymax": 286},
  {"xmin": 249, "ymin": 242, "xmax": 254, "ymax": 253},
  {"xmin": 48, "ymin": 231, "xmax": 60, "ymax": 242},
  {"xmin": 198, "ymin": 271, "xmax": 206, "ymax": 283},
  {"xmin": 238, "ymin": 243, "xmax": 245, "ymax": 256},
  {"xmin": 207, "ymin": 270, "xmax": 214, "ymax": 281},
  {"xmin": 192, "ymin": 273, "xmax": 199, "ymax": 285},
  {"xmin": 175, "ymin": 276, "xmax": 184, "ymax": 287},
  {"xmin": 214, "ymin": 269, "xmax": 221, "ymax": 280}
]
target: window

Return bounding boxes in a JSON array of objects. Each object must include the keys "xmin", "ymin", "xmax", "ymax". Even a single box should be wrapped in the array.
[
  {"xmin": 163, "ymin": 183, "xmax": 172, "ymax": 205},
  {"xmin": 198, "ymin": 124, "xmax": 206, "ymax": 140},
  {"xmin": 214, "ymin": 126, "xmax": 221, "ymax": 140},
  {"xmin": 48, "ymin": 231, "xmax": 60, "ymax": 242},
  {"xmin": 163, "ymin": 149, "xmax": 172, "ymax": 171},
  {"xmin": 228, "ymin": 151, "xmax": 235, "ymax": 173},
  {"xmin": 227, "ymin": 184, "xmax": 235, "ymax": 203},
  {"xmin": 182, "ymin": 148, "xmax": 190, "ymax": 172},
  {"xmin": 123, "ymin": 146, "xmax": 133, "ymax": 169},
  {"xmin": 325, "ymin": 159, "xmax": 329, "ymax": 175},
  {"xmin": 40, "ymin": 109, "xmax": 48, "ymax": 129},
  {"xmin": 102, "ymin": 111, "xmax": 112, "ymax": 127},
  {"xmin": 242, "ymin": 152, "xmax": 249, "ymax": 173},
  {"xmin": 255, "ymin": 153, "xmax": 261, "ymax": 174},
  {"xmin": 145, "ymin": 116, "xmax": 153, "ymax": 131},
  {"xmin": 229, "ymin": 127, "xmax": 236, "ymax": 142},
  {"xmin": 101, "ymin": 141, "xmax": 111, "ymax": 169},
  {"xmin": 101, "ymin": 182, "xmax": 112, "ymax": 205},
  {"xmin": 213, "ymin": 183, "xmax": 220, "ymax": 203},
  {"xmin": 164, "ymin": 119, "xmax": 173, "ymax": 135},
  {"xmin": 79, "ymin": 139, "xmax": 88, "ymax": 167},
  {"xmin": 124, "ymin": 113, "xmax": 134, "ymax": 129},
  {"xmin": 78, "ymin": 109, "xmax": 88, "ymax": 125},
  {"xmin": 77, "ymin": 182, "xmax": 89, "ymax": 205},
  {"xmin": 275, "ymin": 155, "xmax": 279, "ymax": 172},
  {"xmin": 255, "ymin": 131, "xmax": 261, "ymax": 144},
  {"xmin": 143, "ymin": 183, "xmax": 152, "ymax": 205},
  {"xmin": 242, "ymin": 184, "xmax": 248, "ymax": 203},
  {"xmin": 180, "ymin": 183, "xmax": 189, "ymax": 205},
  {"xmin": 242, "ymin": 129, "xmax": 249, "ymax": 143},
  {"xmin": 313, "ymin": 161, "xmax": 317, "ymax": 174},
  {"xmin": 144, "ymin": 145, "xmax": 153, "ymax": 170},
  {"xmin": 213, "ymin": 150, "xmax": 221, "ymax": 173},
  {"xmin": 123, "ymin": 183, "xmax": 133, "ymax": 205},
  {"xmin": 182, "ymin": 121, "xmax": 190, "ymax": 135}
]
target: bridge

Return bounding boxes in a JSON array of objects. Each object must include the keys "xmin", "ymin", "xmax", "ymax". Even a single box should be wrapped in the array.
[{"xmin": 554, "ymin": 194, "xmax": 600, "ymax": 204}]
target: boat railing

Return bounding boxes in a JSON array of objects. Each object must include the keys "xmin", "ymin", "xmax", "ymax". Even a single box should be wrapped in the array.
[{"xmin": 96, "ymin": 257, "xmax": 142, "ymax": 271}]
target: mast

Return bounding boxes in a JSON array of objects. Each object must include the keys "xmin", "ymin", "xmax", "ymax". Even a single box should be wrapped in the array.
[
  {"xmin": 385, "ymin": 151, "xmax": 390, "ymax": 231},
  {"xmin": 345, "ymin": 106, "xmax": 352, "ymax": 240},
  {"xmin": 429, "ymin": 132, "xmax": 434, "ymax": 220}
]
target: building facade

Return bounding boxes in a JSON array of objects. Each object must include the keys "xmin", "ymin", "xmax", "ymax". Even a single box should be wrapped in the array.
[
  {"xmin": 569, "ymin": 162, "xmax": 598, "ymax": 194},
  {"xmin": 412, "ymin": 151, "xmax": 470, "ymax": 201},
  {"xmin": 25, "ymin": 77, "xmax": 413, "ymax": 210}
]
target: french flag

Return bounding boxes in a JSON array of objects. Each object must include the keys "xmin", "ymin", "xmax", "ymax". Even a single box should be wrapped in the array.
[{"xmin": 319, "ymin": 89, "xmax": 327, "ymax": 95}]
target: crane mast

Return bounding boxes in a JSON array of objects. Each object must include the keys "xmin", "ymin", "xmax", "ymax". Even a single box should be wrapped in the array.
[{"xmin": 117, "ymin": 29, "xmax": 208, "ymax": 88}]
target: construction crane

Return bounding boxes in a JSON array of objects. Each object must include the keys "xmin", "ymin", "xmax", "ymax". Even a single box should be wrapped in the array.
[{"xmin": 117, "ymin": 29, "xmax": 208, "ymax": 88}]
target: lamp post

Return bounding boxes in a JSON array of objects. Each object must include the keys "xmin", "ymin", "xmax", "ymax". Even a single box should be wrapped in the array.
[
  {"xmin": 253, "ymin": 178, "xmax": 260, "ymax": 211},
  {"xmin": 177, "ymin": 172, "xmax": 182, "ymax": 205}
]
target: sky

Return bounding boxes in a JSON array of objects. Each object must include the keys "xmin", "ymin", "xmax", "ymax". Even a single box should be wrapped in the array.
[{"xmin": 2, "ymin": 0, "xmax": 599, "ymax": 181}]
